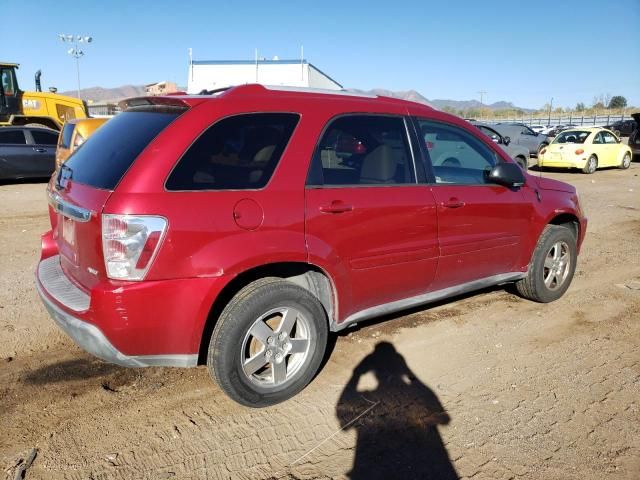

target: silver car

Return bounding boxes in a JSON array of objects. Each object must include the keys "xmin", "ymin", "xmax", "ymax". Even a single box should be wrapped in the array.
[
  {"xmin": 494, "ymin": 123, "xmax": 550, "ymax": 156},
  {"xmin": 472, "ymin": 122, "xmax": 531, "ymax": 170}
]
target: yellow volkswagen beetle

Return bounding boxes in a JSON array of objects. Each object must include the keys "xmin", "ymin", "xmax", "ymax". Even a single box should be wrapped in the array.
[{"xmin": 538, "ymin": 127, "xmax": 632, "ymax": 174}]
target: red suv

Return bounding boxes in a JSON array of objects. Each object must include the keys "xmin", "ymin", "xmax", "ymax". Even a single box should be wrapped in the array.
[{"xmin": 36, "ymin": 85, "xmax": 587, "ymax": 407}]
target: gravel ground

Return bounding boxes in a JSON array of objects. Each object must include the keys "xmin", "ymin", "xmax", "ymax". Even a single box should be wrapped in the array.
[{"xmin": 1, "ymin": 164, "xmax": 639, "ymax": 480}]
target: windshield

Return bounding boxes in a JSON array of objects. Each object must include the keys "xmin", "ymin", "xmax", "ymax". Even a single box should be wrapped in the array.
[
  {"xmin": 59, "ymin": 123, "xmax": 75, "ymax": 148},
  {"xmin": 553, "ymin": 131, "xmax": 591, "ymax": 144},
  {"xmin": 64, "ymin": 110, "xmax": 181, "ymax": 190}
]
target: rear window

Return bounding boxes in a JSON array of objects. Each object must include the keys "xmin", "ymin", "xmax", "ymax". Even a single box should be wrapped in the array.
[
  {"xmin": 59, "ymin": 123, "xmax": 75, "ymax": 148},
  {"xmin": 32, "ymin": 130, "xmax": 58, "ymax": 145},
  {"xmin": 64, "ymin": 110, "xmax": 180, "ymax": 190},
  {"xmin": 166, "ymin": 113, "xmax": 299, "ymax": 190}
]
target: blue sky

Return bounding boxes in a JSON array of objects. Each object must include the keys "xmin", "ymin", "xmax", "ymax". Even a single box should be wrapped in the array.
[{"xmin": 3, "ymin": 0, "xmax": 639, "ymax": 109}]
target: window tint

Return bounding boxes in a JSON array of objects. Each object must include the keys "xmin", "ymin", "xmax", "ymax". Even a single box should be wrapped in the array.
[
  {"xmin": 167, "ymin": 113, "xmax": 299, "ymax": 190},
  {"xmin": 59, "ymin": 123, "xmax": 75, "ymax": 148},
  {"xmin": 418, "ymin": 120, "xmax": 497, "ymax": 185},
  {"xmin": 0, "ymin": 130, "xmax": 26, "ymax": 144},
  {"xmin": 31, "ymin": 130, "xmax": 58, "ymax": 145},
  {"xmin": 65, "ymin": 110, "xmax": 181, "ymax": 190},
  {"xmin": 307, "ymin": 115, "xmax": 415, "ymax": 186}
]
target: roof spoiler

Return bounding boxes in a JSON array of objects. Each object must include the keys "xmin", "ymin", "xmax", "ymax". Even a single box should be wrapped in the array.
[{"xmin": 118, "ymin": 96, "xmax": 192, "ymax": 111}]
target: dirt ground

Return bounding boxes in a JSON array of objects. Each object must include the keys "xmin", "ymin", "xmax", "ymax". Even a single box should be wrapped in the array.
[{"xmin": 1, "ymin": 164, "xmax": 639, "ymax": 480}]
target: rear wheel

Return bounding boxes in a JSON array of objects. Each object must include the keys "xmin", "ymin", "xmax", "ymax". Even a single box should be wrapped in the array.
[
  {"xmin": 208, "ymin": 277, "xmax": 328, "ymax": 407},
  {"xmin": 516, "ymin": 225, "xmax": 577, "ymax": 303},
  {"xmin": 582, "ymin": 155, "xmax": 598, "ymax": 174},
  {"xmin": 620, "ymin": 153, "xmax": 631, "ymax": 170}
]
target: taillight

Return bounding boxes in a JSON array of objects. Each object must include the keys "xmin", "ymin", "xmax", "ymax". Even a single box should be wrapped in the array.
[
  {"xmin": 102, "ymin": 214, "xmax": 167, "ymax": 280},
  {"xmin": 540, "ymin": 148, "xmax": 547, "ymax": 155},
  {"xmin": 575, "ymin": 149, "xmax": 584, "ymax": 155}
]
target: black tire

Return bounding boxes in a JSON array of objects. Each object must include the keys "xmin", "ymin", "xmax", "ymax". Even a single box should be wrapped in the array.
[
  {"xmin": 515, "ymin": 156, "xmax": 528, "ymax": 170},
  {"xmin": 208, "ymin": 277, "xmax": 328, "ymax": 407},
  {"xmin": 516, "ymin": 225, "xmax": 577, "ymax": 303},
  {"xmin": 582, "ymin": 155, "xmax": 598, "ymax": 174},
  {"xmin": 620, "ymin": 152, "xmax": 631, "ymax": 170}
]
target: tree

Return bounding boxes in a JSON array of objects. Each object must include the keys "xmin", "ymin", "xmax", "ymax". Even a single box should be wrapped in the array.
[
  {"xmin": 608, "ymin": 96, "xmax": 627, "ymax": 109},
  {"xmin": 575, "ymin": 102, "xmax": 585, "ymax": 112}
]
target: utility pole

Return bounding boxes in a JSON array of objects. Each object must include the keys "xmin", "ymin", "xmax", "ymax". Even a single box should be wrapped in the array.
[
  {"xmin": 59, "ymin": 34, "xmax": 93, "ymax": 99},
  {"xmin": 478, "ymin": 90, "xmax": 487, "ymax": 105},
  {"xmin": 548, "ymin": 97, "xmax": 553, "ymax": 126}
]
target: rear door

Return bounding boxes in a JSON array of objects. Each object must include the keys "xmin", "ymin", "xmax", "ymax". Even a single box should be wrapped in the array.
[
  {"xmin": 0, "ymin": 129, "xmax": 31, "ymax": 178},
  {"xmin": 27, "ymin": 129, "xmax": 57, "ymax": 176},
  {"xmin": 415, "ymin": 119, "xmax": 531, "ymax": 289},
  {"xmin": 305, "ymin": 114, "xmax": 439, "ymax": 320}
]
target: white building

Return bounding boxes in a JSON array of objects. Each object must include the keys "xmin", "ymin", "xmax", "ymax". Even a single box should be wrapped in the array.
[{"xmin": 187, "ymin": 58, "xmax": 342, "ymax": 94}]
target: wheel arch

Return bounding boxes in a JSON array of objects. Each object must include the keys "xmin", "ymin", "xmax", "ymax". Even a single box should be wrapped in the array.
[
  {"xmin": 9, "ymin": 115, "xmax": 60, "ymax": 131},
  {"xmin": 196, "ymin": 262, "xmax": 336, "ymax": 364},
  {"xmin": 548, "ymin": 212, "xmax": 580, "ymax": 240}
]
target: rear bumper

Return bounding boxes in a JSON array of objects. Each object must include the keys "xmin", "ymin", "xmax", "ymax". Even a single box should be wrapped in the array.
[
  {"xmin": 538, "ymin": 157, "xmax": 585, "ymax": 169},
  {"xmin": 36, "ymin": 279, "xmax": 196, "ymax": 367},
  {"xmin": 36, "ymin": 253, "xmax": 226, "ymax": 367}
]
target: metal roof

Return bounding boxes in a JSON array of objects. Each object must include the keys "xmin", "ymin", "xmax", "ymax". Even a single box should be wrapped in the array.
[{"xmin": 191, "ymin": 59, "xmax": 343, "ymax": 88}]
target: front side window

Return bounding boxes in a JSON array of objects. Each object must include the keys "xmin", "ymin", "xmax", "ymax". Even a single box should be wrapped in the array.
[
  {"xmin": 31, "ymin": 130, "xmax": 58, "ymax": 145},
  {"xmin": 167, "ymin": 113, "xmax": 299, "ymax": 190},
  {"xmin": 602, "ymin": 131, "xmax": 618, "ymax": 144},
  {"xmin": 307, "ymin": 115, "xmax": 415, "ymax": 186},
  {"xmin": 417, "ymin": 120, "xmax": 497, "ymax": 185}
]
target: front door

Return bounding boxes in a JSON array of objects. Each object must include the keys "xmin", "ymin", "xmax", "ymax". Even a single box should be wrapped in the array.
[
  {"xmin": 416, "ymin": 119, "xmax": 531, "ymax": 290},
  {"xmin": 305, "ymin": 115, "xmax": 439, "ymax": 321}
]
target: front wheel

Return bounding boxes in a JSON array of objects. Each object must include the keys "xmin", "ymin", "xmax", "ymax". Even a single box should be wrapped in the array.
[
  {"xmin": 620, "ymin": 153, "xmax": 631, "ymax": 170},
  {"xmin": 208, "ymin": 277, "xmax": 328, "ymax": 407},
  {"xmin": 582, "ymin": 155, "xmax": 598, "ymax": 174},
  {"xmin": 515, "ymin": 156, "xmax": 528, "ymax": 170},
  {"xmin": 516, "ymin": 225, "xmax": 577, "ymax": 303}
]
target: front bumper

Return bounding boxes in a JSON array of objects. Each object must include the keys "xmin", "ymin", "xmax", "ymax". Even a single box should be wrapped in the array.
[{"xmin": 36, "ymin": 254, "xmax": 222, "ymax": 367}]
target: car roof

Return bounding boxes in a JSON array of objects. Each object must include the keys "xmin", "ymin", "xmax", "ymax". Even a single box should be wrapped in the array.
[{"xmin": 120, "ymin": 83, "xmax": 435, "ymax": 115}]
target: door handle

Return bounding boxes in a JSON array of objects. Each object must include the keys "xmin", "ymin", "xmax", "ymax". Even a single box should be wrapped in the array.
[
  {"xmin": 319, "ymin": 201, "xmax": 353, "ymax": 214},
  {"xmin": 33, "ymin": 148, "xmax": 47, "ymax": 153},
  {"xmin": 441, "ymin": 198, "xmax": 465, "ymax": 208}
]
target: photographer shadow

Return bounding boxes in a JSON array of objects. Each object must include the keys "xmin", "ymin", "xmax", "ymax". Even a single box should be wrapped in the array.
[{"xmin": 336, "ymin": 342, "xmax": 458, "ymax": 480}]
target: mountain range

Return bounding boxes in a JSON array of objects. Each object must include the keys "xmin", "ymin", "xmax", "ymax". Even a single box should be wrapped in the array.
[{"xmin": 63, "ymin": 84, "xmax": 533, "ymax": 112}]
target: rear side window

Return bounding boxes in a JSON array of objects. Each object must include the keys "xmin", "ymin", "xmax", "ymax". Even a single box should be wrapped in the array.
[
  {"xmin": 0, "ymin": 130, "xmax": 26, "ymax": 144},
  {"xmin": 65, "ymin": 111, "xmax": 180, "ymax": 190},
  {"xmin": 307, "ymin": 115, "xmax": 415, "ymax": 186},
  {"xmin": 31, "ymin": 130, "xmax": 58, "ymax": 145},
  {"xmin": 166, "ymin": 113, "xmax": 299, "ymax": 190},
  {"xmin": 59, "ymin": 123, "xmax": 75, "ymax": 148}
]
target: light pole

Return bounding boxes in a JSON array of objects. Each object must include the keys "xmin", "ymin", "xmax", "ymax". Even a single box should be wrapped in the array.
[{"xmin": 58, "ymin": 34, "xmax": 93, "ymax": 99}]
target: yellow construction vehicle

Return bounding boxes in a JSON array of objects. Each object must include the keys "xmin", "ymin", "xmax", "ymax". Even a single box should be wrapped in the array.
[{"xmin": 1, "ymin": 62, "xmax": 88, "ymax": 131}]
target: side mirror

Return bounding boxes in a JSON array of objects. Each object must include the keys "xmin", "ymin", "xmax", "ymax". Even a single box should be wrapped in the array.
[
  {"xmin": 503, "ymin": 136, "xmax": 511, "ymax": 146},
  {"xmin": 487, "ymin": 162, "xmax": 525, "ymax": 188},
  {"xmin": 491, "ymin": 134, "xmax": 500, "ymax": 143}
]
